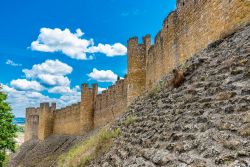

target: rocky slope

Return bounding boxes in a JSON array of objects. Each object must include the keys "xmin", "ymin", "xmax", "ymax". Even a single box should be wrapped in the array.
[
  {"xmin": 88, "ymin": 24, "xmax": 250, "ymax": 167},
  {"xmin": 9, "ymin": 135, "xmax": 83, "ymax": 167}
]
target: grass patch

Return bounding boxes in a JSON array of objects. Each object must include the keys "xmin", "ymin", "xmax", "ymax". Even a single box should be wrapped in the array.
[
  {"xmin": 57, "ymin": 128, "xmax": 121, "ymax": 167},
  {"xmin": 148, "ymin": 80, "xmax": 165, "ymax": 97},
  {"xmin": 123, "ymin": 115, "xmax": 137, "ymax": 126}
]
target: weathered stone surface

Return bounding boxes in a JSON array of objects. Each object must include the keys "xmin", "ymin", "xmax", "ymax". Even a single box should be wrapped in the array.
[{"xmin": 88, "ymin": 24, "xmax": 250, "ymax": 167}]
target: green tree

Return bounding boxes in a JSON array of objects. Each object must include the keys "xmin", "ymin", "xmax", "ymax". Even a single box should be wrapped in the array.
[{"xmin": 0, "ymin": 87, "xmax": 17, "ymax": 167}]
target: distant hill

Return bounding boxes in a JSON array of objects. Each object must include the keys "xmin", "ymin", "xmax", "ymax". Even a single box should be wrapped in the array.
[{"xmin": 13, "ymin": 117, "xmax": 26, "ymax": 125}]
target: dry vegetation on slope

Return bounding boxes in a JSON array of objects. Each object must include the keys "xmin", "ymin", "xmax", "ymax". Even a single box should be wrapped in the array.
[{"xmin": 57, "ymin": 128, "xmax": 121, "ymax": 167}]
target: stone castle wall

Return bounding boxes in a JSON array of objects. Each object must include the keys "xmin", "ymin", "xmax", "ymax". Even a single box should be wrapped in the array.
[
  {"xmin": 53, "ymin": 103, "xmax": 81, "ymax": 135},
  {"xmin": 24, "ymin": 79, "xmax": 128, "ymax": 141},
  {"xmin": 145, "ymin": 0, "xmax": 250, "ymax": 89},
  {"xmin": 94, "ymin": 79, "xmax": 127, "ymax": 128},
  {"xmin": 25, "ymin": 0, "xmax": 250, "ymax": 141}
]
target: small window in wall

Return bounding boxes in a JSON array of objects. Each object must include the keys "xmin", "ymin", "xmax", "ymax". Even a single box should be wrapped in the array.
[{"xmin": 183, "ymin": 2, "xmax": 185, "ymax": 6}]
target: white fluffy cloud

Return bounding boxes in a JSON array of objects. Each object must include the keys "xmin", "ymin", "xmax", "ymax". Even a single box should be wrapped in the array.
[
  {"xmin": 10, "ymin": 79, "xmax": 44, "ymax": 91},
  {"xmin": 3, "ymin": 59, "xmax": 80, "ymax": 117},
  {"xmin": 23, "ymin": 59, "xmax": 72, "ymax": 77},
  {"xmin": 48, "ymin": 86, "xmax": 72, "ymax": 94},
  {"xmin": 37, "ymin": 74, "xmax": 70, "ymax": 86},
  {"xmin": 5, "ymin": 59, "xmax": 22, "ymax": 67},
  {"xmin": 23, "ymin": 59, "xmax": 72, "ymax": 86},
  {"xmin": 48, "ymin": 85, "xmax": 81, "ymax": 104},
  {"xmin": 87, "ymin": 68, "xmax": 118, "ymax": 83},
  {"xmin": 1, "ymin": 84, "xmax": 81, "ymax": 117},
  {"xmin": 48, "ymin": 85, "xmax": 79, "ymax": 94},
  {"xmin": 31, "ymin": 28, "xmax": 127, "ymax": 60},
  {"xmin": 98, "ymin": 87, "xmax": 107, "ymax": 94},
  {"xmin": 88, "ymin": 43, "xmax": 127, "ymax": 57},
  {"xmin": 2, "ymin": 84, "xmax": 54, "ymax": 117},
  {"xmin": 59, "ymin": 90, "xmax": 81, "ymax": 104},
  {"xmin": 31, "ymin": 28, "xmax": 92, "ymax": 60}
]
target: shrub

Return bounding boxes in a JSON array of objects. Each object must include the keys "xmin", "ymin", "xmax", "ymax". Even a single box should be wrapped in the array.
[
  {"xmin": 123, "ymin": 115, "xmax": 136, "ymax": 126},
  {"xmin": 0, "ymin": 87, "xmax": 18, "ymax": 167},
  {"xmin": 148, "ymin": 80, "xmax": 165, "ymax": 97}
]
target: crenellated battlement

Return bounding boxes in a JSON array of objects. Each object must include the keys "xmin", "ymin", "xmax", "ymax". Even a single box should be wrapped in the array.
[
  {"xmin": 26, "ymin": 107, "xmax": 39, "ymax": 116},
  {"xmin": 128, "ymin": 35, "xmax": 151, "ymax": 52},
  {"xmin": 25, "ymin": 0, "xmax": 250, "ymax": 141},
  {"xmin": 127, "ymin": 37, "xmax": 139, "ymax": 47}
]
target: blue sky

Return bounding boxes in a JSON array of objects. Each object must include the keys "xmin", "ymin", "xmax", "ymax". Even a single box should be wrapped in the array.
[{"xmin": 0, "ymin": 0, "xmax": 176, "ymax": 117}]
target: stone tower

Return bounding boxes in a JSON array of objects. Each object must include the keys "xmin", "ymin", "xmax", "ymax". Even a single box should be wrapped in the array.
[
  {"xmin": 127, "ymin": 35, "xmax": 151, "ymax": 105},
  {"xmin": 24, "ymin": 107, "xmax": 39, "ymax": 141},
  {"xmin": 38, "ymin": 103, "xmax": 56, "ymax": 140},
  {"xmin": 80, "ymin": 83, "xmax": 98, "ymax": 135}
]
